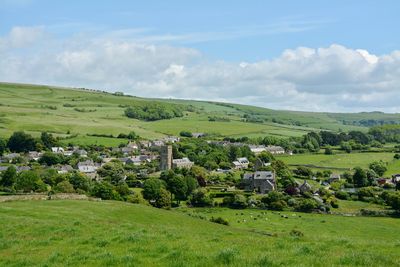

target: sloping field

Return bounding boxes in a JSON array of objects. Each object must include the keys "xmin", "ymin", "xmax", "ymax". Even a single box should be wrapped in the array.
[{"xmin": 0, "ymin": 200, "xmax": 399, "ymax": 266}]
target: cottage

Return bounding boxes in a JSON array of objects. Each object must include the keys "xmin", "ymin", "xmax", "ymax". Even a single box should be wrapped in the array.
[
  {"xmin": 151, "ymin": 140, "xmax": 165, "ymax": 147},
  {"xmin": 254, "ymin": 158, "xmax": 271, "ymax": 171},
  {"xmin": 28, "ymin": 151, "xmax": 42, "ymax": 161},
  {"xmin": 57, "ymin": 164, "xmax": 74, "ymax": 174},
  {"xmin": 75, "ymin": 149, "xmax": 88, "ymax": 157},
  {"xmin": 16, "ymin": 166, "xmax": 31, "ymax": 172},
  {"xmin": 328, "ymin": 174, "xmax": 341, "ymax": 184},
  {"xmin": 2, "ymin": 153, "xmax": 20, "ymax": 163},
  {"xmin": 192, "ymin": 132, "xmax": 205, "ymax": 138},
  {"xmin": 232, "ymin": 158, "xmax": 250, "ymax": 169},
  {"xmin": 265, "ymin": 146, "xmax": 285, "ymax": 154},
  {"xmin": 298, "ymin": 180, "xmax": 312, "ymax": 193},
  {"xmin": 243, "ymin": 171, "xmax": 276, "ymax": 194},
  {"xmin": 164, "ymin": 136, "xmax": 180, "ymax": 143},
  {"xmin": 77, "ymin": 160, "xmax": 98, "ymax": 174},
  {"xmin": 249, "ymin": 145, "xmax": 267, "ymax": 155},
  {"xmin": 51, "ymin": 147, "xmax": 64, "ymax": 154},
  {"xmin": 392, "ymin": 174, "xmax": 400, "ymax": 184},
  {"xmin": 172, "ymin": 158, "xmax": 194, "ymax": 169}
]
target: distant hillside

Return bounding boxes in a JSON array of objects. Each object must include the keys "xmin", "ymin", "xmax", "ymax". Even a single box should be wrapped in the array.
[{"xmin": 1, "ymin": 82, "xmax": 400, "ymax": 146}]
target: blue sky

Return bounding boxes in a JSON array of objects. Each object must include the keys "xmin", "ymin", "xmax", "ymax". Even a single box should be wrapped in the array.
[{"xmin": 0, "ymin": 0, "xmax": 400, "ymax": 112}]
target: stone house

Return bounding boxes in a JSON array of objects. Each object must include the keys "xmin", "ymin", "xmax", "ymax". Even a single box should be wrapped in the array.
[{"xmin": 243, "ymin": 171, "xmax": 276, "ymax": 194}]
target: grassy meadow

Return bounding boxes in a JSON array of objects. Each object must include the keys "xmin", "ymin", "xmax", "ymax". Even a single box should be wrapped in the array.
[
  {"xmin": 2, "ymin": 82, "xmax": 400, "ymax": 146},
  {"xmin": 277, "ymin": 152, "xmax": 400, "ymax": 175},
  {"xmin": 0, "ymin": 200, "xmax": 400, "ymax": 266}
]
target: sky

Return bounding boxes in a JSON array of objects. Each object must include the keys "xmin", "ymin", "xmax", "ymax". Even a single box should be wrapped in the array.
[{"xmin": 0, "ymin": 0, "xmax": 400, "ymax": 112}]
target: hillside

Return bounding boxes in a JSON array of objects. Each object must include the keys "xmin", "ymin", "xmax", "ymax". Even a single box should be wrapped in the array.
[
  {"xmin": 1, "ymin": 200, "xmax": 400, "ymax": 266},
  {"xmin": 1, "ymin": 82, "xmax": 400, "ymax": 146}
]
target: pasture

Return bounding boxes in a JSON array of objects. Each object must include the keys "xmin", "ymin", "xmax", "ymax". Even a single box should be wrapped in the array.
[
  {"xmin": 0, "ymin": 82, "xmax": 395, "ymax": 146},
  {"xmin": 277, "ymin": 152, "xmax": 400, "ymax": 175},
  {"xmin": 1, "ymin": 200, "xmax": 400, "ymax": 266}
]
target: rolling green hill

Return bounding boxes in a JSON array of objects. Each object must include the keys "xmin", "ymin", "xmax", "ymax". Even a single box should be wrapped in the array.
[
  {"xmin": 1, "ymin": 200, "xmax": 399, "ymax": 266},
  {"xmin": 1, "ymin": 82, "xmax": 400, "ymax": 146}
]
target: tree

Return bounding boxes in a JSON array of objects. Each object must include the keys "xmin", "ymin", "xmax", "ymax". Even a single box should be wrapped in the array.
[
  {"xmin": 15, "ymin": 171, "xmax": 44, "ymax": 192},
  {"xmin": 155, "ymin": 188, "xmax": 171, "ymax": 209},
  {"xmin": 188, "ymin": 188, "xmax": 213, "ymax": 207},
  {"xmin": 0, "ymin": 166, "xmax": 17, "ymax": 187},
  {"xmin": 223, "ymin": 194, "xmax": 247, "ymax": 209},
  {"xmin": 7, "ymin": 131, "xmax": 37, "ymax": 152},
  {"xmin": 179, "ymin": 131, "xmax": 193, "ymax": 137},
  {"xmin": 54, "ymin": 180, "xmax": 75, "ymax": 193},
  {"xmin": 340, "ymin": 142, "xmax": 352, "ymax": 153},
  {"xmin": 40, "ymin": 132, "xmax": 58, "ymax": 149},
  {"xmin": 0, "ymin": 138, "xmax": 6, "ymax": 156},
  {"xmin": 97, "ymin": 162, "xmax": 125, "ymax": 185},
  {"xmin": 369, "ymin": 161, "xmax": 387, "ymax": 177},
  {"xmin": 69, "ymin": 172, "xmax": 91, "ymax": 191},
  {"xmin": 142, "ymin": 178, "xmax": 165, "ymax": 201},
  {"xmin": 353, "ymin": 167, "xmax": 368, "ymax": 187},
  {"xmin": 294, "ymin": 166, "xmax": 313, "ymax": 177},
  {"xmin": 324, "ymin": 147, "xmax": 333, "ymax": 155},
  {"xmin": 39, "ymin": 152, "xmax": 62, "ymax": 166},
  {"xmin": 295, "ymin": 198, "xmax": 318, "ymax": 212},
  {"xmin": 91, "ymin": 181, "xmax": 119, "ymax": 200}
]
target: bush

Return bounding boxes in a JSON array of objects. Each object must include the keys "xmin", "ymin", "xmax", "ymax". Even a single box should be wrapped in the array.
[
  {"xmin": 179, "ymin": 131, "xmax": 193, "ymax": 137},
  {"xmin": 295, "ymin": 198, "xmax": 318, "ymax": 212},
  {"xmin": 125, "ymin": 102, "xmax": 184, "ymax": 121},
  {"xmin": 188, "ymin": 188, "xmax": 213, "ymax": 207},
  {"xmin": 210, "ymin": 216, "xmax": 229, "ymax": 226},
  {"xmin": 335, "ymin": 190, "xmax": 349, "ymax": 200},
  {"xmin": 54, "ymin": 180, "xmax": 75, "ymax": 193}
]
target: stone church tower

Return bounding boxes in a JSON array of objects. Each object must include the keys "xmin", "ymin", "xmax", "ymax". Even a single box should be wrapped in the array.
[{"xmin": 160, "ymin": 145, "xmax": 172, "ymax": 171}]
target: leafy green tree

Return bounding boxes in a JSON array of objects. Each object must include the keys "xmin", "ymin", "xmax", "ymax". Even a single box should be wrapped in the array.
[
  {"xmin": 97, "ymin": 162, "xmax": 125, "ymax": 185},
  {"xmin": 7, "ymin": 131, "xmax": 37, "ymax": 152},
  {"xmin": 0, "ymin": 138, "xmax": 6, "ymax": 156},
  {"xmin": 340, "ymin": 141, "xmax": 352, "ymax": 153},
  {"xmin": 54, "ymin": 180, "xmax": 75, "ymax": 193},
  {"xmin": 40, "ymin": 132, "xmax": 58, "ymax": 149},
  {"xmin": 155, "ymin": 188, "xmax": 171, "ymax": 209},
  {"xmin": 39, "ymin": 152, "xmax": 62, "ymax": 166},
  {"xmin": 223, "ymin": 194, "xmax": 247, "ymax": 209},
  {"xmin": 324, "ymin": 147, "xmax": 333, "ymax": 155},
  {"xmin": 115, "ymin": 182, "xmax": 131, "ymax": 200},
  {"xmin": 91, "ymin": 181, "xmax": 120, "ymax": 200},
  {"xmin": 188, "ymin": 188, "xmax": 213, "ymax": 207},
  {"xmin": 295, "ymin": 198, "xmax": 318, "ymax": 212},
  {"xmin": 142, "ymin": 178, "xmax": 165, "ymax": 201},
  {"xmin": 0, "ymin": 166, "xmax": 17, "ymax": 187},
  {"xmin": 369, "ymin": 161, "xmax": 387, "ymax": 176},
  {"xmin": 15, "ymin": 171, "xmax": 45, "ymax": 192},
  {"xmin": 69, "ymin": 172, "xmax": 91, "ymax": 191},
  {"xmin": 353, "ymin": 167, "xmax": 368, "ymax": 188}
]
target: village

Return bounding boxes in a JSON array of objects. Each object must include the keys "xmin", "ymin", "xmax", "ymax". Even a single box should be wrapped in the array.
[{"xmin": 1, "ymin": 130, "xmax": 399, "ymax": 214}]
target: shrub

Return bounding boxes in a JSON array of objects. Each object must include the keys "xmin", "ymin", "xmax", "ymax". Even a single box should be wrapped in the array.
[
  {"xmin": 295, "ymin": 198, "xmax": 318, "ymax": 212},
  {"xmin": 54, "ymin": 181, "xmax": 75, "ymax": 193},
  {"xmin": 188, "ymin": 188, "xmax": 213, "ymax": 207},
  {"xmin": 335, "ymin": 190, "xmax": 349, "ymax": 200},
  {"xmin": 210, "ymin": 216, "xmax": 229, "ymax": 226}
]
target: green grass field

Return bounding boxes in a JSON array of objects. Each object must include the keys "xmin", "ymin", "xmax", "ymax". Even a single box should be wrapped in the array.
[
  {"xmin": 2, "ymin": 82, "xmax": 400, "ymax": 146},
  {"xmin": 277, "ymin": 152, "xmax": 400, "ymax": 175},
  {"xmin": 1, "ymin": 200, "xmax": 399, "ymax": 266}
]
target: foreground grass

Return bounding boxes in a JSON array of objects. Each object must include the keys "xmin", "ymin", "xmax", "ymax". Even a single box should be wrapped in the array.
[{"xmin": 0, "ymin": 200, "xmax": 400, "ymax": 266}]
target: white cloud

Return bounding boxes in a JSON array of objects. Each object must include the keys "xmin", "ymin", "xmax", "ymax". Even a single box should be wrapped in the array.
[
  {"xmin": 0, "ymin": 27, "xmax": 400, "ymax": 112},
  {"xmin": 0, "ymin": 26, "xmax": 46, "ymax": 49}
]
